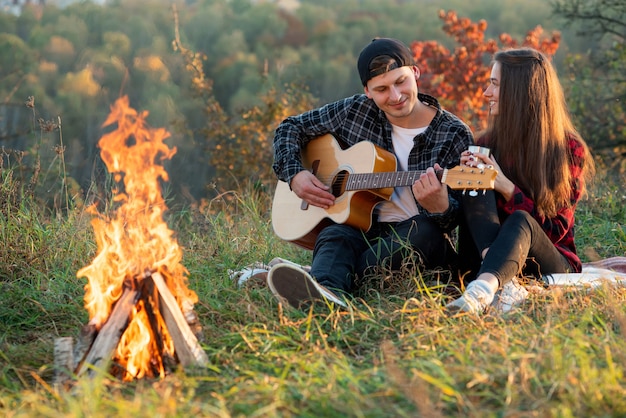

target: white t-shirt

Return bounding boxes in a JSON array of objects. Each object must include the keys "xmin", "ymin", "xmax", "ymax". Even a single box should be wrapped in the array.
[{"xmin": 376, "ymin": 124, "xmax": 426, "ymax": 222}]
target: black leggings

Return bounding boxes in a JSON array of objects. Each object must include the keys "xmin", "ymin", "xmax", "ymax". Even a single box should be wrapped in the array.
[{"xmin": 458, "ymin": 191, "xmax": 573, "ymax": 286}]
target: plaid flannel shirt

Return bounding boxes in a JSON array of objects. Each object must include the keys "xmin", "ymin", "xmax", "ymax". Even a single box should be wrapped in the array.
[
  {"xmin": 272, "ymin": 93, "xmax": 474, "ymax": 231},
  {"xmin": 494, "ymin": 136, "xmax": 587, "ymax": 272}
]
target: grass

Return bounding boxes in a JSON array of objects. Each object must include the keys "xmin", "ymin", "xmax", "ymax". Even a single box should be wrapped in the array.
[{"xmin": 1, "ymin": 161, "xmax": 625, "ymax": 417}]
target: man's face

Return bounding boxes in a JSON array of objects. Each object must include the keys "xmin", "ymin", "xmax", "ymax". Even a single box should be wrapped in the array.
[{"xmin": 364, "ymin": 66, "xmax": 420, "ymax": 122}]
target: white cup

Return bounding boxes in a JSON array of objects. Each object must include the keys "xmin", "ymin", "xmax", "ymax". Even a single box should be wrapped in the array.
[{"xmin": 468, "ymin": 145, "xmax": 491, "ymax": 157}]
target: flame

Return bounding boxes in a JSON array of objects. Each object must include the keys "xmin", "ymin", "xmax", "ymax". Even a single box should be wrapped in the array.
[{"xmin": 77, "ymin": 96, "xmax": 197, "ymax": 380}]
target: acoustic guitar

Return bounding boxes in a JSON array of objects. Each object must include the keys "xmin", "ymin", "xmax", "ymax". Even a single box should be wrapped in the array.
[{"xmin": 271, "ymin": 134, "xmax": 496, "ymax": 250}]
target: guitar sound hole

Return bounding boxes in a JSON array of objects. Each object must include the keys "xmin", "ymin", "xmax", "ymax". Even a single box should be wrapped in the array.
[{"xmin": 331, "ymin": 170, "xmax": 350, "ymax": 197}]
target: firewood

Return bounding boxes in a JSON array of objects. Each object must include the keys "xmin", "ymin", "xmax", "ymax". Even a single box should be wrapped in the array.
[
  {"xmin": 76, "ymin": 287, "xmax": 139, "ymax": 377},
  {"xmin": 72, "ymin": 321, "xmax": 98, "ymax": 368},
  {"xmin": 53, "ymin": 337, "xmax": 74, "ymax": 387},
  {"xmin": 151, "ymin": 272, "xmax": 209, "ymax": 368}
]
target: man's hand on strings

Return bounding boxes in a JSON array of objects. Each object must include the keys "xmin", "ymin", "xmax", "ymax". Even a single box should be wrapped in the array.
[
  {"xmin": 290, "ymin": 170, "xmax": 335, "ymax": 209},
  {"xmin": 411, "ymin": 164, "xmax": 449, "ymax": 213}
]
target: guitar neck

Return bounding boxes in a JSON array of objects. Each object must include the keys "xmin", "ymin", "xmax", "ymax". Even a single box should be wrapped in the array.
[{"xmin": 345, "ymin": 169, "xmax": 444, "ymax": 191}]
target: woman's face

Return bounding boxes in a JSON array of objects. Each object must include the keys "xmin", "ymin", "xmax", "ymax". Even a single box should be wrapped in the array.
[{"xmin": 484, "ymin": 61, "xmax": 501, "ymax": 116}]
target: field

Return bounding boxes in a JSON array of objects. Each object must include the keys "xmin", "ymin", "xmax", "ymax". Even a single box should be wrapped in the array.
[{"xmin": 1, "ymin": 163, "xmax": 625, "ymax": 417}]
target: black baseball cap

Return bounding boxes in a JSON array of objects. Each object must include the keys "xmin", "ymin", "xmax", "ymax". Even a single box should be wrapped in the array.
[{"xmin": 357, "ymin": 38, "xmax": 415, "ymax": 86}]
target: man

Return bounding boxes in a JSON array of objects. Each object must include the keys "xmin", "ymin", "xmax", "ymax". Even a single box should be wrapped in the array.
[{"xmin": 268, "ymin": 38, "xmax": 473, "ymax": 309}]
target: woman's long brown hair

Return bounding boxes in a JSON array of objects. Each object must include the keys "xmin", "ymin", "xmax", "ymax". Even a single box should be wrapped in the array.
[{"xmin": 478, "ymin": 48, "xmax": 595, "ymax": 218}]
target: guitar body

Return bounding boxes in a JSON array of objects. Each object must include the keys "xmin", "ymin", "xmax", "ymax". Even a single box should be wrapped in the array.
[{"xmin": 271, "ymin": 134, "xmax": 397, "ymax": 250}]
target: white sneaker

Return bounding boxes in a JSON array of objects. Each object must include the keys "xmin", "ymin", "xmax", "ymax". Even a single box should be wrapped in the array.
[
  {"xmin": 267, "ymin": 257, "xmax": 311, "ymax": 273},
  {"xmin": 491, "ymin": 277, "xmax": 529, "ymax": 313},
  {"xmin": 267, "ymin": 264, "xmax": 347, "ymax": 309},
  {"xmin": 446, "ymin": 280, "xmax": 496, "ymax": 314},
  {"xmin": 229, "ymin": 262, "xmax": 269, "ymax": 288}
]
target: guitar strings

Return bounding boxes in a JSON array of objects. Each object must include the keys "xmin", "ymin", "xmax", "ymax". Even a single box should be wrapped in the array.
[{"xmin": 310, "ymin": 169, "xmax": 441, "ymax": 185}]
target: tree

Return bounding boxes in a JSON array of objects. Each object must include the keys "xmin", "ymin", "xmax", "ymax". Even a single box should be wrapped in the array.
[
  {"xmin": 0, "ymin": 34, "xmax": 37, "ymax": 91},
  {"xmin": 42, "ymin": 35, "xmax": 76, "ymax": 73},
  {"xmin": 552, "ymin": 0, "xmax": 625, "ymax": 41},
  {"xmin": 411, "ymin": 10, "xmax": 561, "ymax": 133},
  {"xmin": 551, "ymin": 0, "xmax": 626, "ymax": 171},
  {"xmin": 172, "ymin": 7, "xmax": 316, "ymax": 194}
]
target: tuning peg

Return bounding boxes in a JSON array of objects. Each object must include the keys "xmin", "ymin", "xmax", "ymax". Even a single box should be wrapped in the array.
[{"xmin": 469, "ymin": 190, "xmax": 478, "ymax": 197}]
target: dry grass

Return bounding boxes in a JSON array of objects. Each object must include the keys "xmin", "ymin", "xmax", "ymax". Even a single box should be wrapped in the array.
[{"xmin": 1, "ymin": 166, "xmax": 625, "ymax": 417}]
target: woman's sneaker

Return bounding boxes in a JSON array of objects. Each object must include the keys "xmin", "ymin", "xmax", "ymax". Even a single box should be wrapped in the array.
[
  {"xmin": 445, "ymin": 279, "xmax": 496, "ymax": 314},
  {"xmin": 267, "ymin": 264, "xmax": 347, "ymax": 309},
  {"xmin": 490, "ymin": 277, "xmax": 529, "ymax": 313}
]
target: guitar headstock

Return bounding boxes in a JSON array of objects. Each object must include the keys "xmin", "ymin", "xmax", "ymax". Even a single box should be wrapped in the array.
[{"xmin": 442, "ymin": 165, "xmax": 497, "ymax": 192}]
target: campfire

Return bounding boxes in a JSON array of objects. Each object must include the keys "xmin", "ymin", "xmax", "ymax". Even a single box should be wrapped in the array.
[{"xmin": 54, "ymin": 96, "xmax": 207, "ymax": 382}]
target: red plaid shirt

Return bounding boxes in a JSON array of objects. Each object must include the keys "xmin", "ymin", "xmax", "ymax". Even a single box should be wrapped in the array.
[{"xmin": 494, "ymin": 136, "xmax": 586, "ymax": 272}]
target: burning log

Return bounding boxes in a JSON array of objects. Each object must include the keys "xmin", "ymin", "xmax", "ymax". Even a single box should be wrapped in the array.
[
  {"xmin": 76, "ymin": 286, "xmax": 139, "ymax": 377},
  {"xmin": 55, "ymin": 271, "xmax": 208, "ymax": 382},
  {"xmin": 151, "ymin": 271, "xmax": 208, "ymax": 367}
]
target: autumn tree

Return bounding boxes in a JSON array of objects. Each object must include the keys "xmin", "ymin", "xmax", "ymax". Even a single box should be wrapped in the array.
[{"xmin": 412, "ymin": 10, "xmax": 561, "ymax": 132}]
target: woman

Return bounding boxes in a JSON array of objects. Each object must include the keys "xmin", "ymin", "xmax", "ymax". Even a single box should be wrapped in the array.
[{"xmin": 446, "ymin": 48, "xmax": 596, "ymax": 314}]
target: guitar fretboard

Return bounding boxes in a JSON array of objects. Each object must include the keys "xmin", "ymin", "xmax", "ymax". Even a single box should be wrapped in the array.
[{"xmin": 345, "ymin": 169, "xmax": 445, "ymax": 190}]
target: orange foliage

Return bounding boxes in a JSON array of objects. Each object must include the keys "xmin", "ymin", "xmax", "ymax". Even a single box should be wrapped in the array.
[{"xmin": 412, "ymin": 10, "xmax": 561, "ymax": 132}]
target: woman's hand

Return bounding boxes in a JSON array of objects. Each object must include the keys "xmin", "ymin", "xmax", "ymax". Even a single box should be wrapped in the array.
[{"xmin": 461, "ymin": 150, "xmax": 515, "ymax": 200}]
